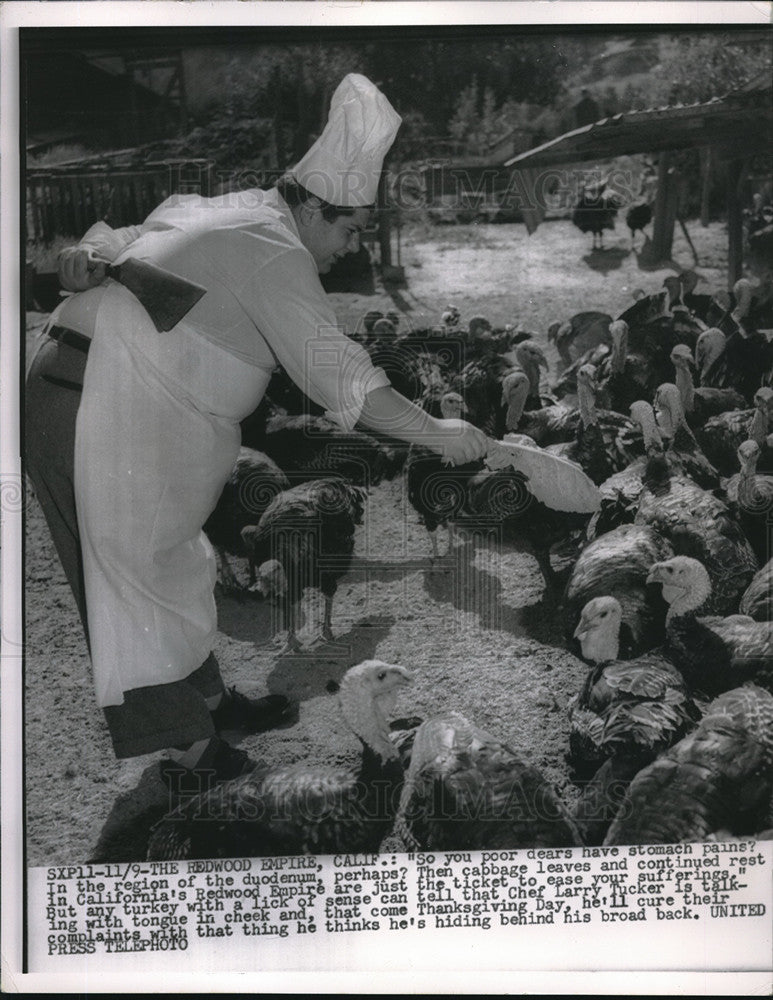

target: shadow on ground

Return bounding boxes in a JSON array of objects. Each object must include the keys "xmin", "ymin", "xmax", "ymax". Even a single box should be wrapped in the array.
[{"xmin": 582, "ymin": 246, "xmax": 630, "ymax": 274}]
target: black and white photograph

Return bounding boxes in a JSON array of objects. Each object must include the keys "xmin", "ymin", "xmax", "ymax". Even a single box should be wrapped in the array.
[{"xmin": 2, "ymin": 1, "xmax": 772, "ymax": 992}]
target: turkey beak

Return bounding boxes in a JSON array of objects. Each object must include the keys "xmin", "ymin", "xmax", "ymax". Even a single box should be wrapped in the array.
[
  {"xmin": 537, "ymin": 350, "xmax": 549, "ymax": 371},
  {"xmin": 573, "ymin": 617, "xmax": 589, "ymax": 641},
  {"xmin": 646, "ymin": 563, "xmax": 665, "ymax": 585}
]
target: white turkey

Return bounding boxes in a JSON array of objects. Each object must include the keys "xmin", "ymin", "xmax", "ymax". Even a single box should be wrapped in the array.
[
  {"xmin": 146, "ymin": 660, "xmax": 413, "ymax": 860},
  {"xmin": 388, "ymin": 710, "xmax": 582, "ymax": 851},
  {"xmin": 647, "ymin": 556, "xmax": 772, "ymax": 697}
]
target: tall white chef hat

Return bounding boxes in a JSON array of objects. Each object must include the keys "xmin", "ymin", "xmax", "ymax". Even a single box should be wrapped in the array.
[{"xmin": 291, "ymin": 73, "xmax": 402, "ymax": 207}]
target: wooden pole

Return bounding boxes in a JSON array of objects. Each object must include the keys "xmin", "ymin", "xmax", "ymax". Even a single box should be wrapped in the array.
[
  {"xmin": 377, "ymin": 170, "xmax": 392, "ymax": 269},
  {"xmin": 651, "ymin": 152, "xmax": 679, "ymax": 262},
  {"xmin": 726, "ymin": 157, "xmax": 747, "ymax": 289},
  {"xmin": 699, "ymin": 147, "xmax": 712, "ymax": 227}
]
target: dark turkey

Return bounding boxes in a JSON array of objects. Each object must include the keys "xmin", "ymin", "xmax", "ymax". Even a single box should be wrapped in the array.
[
  {"xmin": 740, "ymin": 559, "xmax": 773, "ymax": 623},
  {"xmin": 248, "ymin": 412, "xmax": 406, "ymax": 487},
  {"xmin": 546, "ymin": 364, "xmax": 644, "ymax": 486},
  {"xmin": 146, "ymin": 661, "xmax": 413, "ymax": 860},
  {"xmin": 202, "ymin": 448, "xmax": 290, "ymax": 594},
  {"xmin": 604, "ymin": 684, "xmax": 773, "ymax": 845},
  {"xmin": 626, "ymin": 201, "xmax": 653, "ymax": 244},
  {"xmin": 669, "ymin": 343, "xmax": 746, "ymax": 430},
  {"xmin": 564, "ymin": 524, "xmax": 673, "ymax": 656},
  {"xmin": 703, "ymin": 279, "xmax": 773, "ymax": 403},
  {"xmin": 499, "ymin": 340, "xmax": 550, "ymax": 412},
  {"xmin": 569, "ymin": 596, "xmax": 700, "ymax": 771},
  {"xmin": 547, "ymin": 311, "xmax": 612, "ymax": 372},
  {"xmin": 241, "ymin": 478, "xmax": 365, "ymax": 653},
  {"xmin": 652, "ymin": 382, "xmax": 721, "ymax": 491},
  {"xmin": 593, "ymin": 319, "xmax": 657, "ymax": 415},
  {"xmin": 633, "ymin": 435, "xmax": 758, "ymax": 615},
  {"xmin": 568, "ymin": 595, "xmax": 701, "ymax": 843},
  {"xmin": 572, "ymin": 181, "xmax": 619, "ymax": 250},
  {"xmin": 618, "ymin": 276, "xmax": 706, "ymax": 388},
  {"xmin": 696, "ymin": 387, "xmax": 773, "ymax": 477},
  {"xmin": 720, "ymin": 440, "xmax": 773, "ymax": 564}
]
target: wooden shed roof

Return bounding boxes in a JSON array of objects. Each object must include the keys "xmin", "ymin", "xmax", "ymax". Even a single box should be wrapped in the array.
[{"xmin": 505, "ymin": 73, "xmax": 772, "ymax": 169}]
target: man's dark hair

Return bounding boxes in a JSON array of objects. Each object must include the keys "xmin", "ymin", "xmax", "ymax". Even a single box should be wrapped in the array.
[{"xmin": 275, "ymin": 174, "xmax": 370, "ymax": 222}]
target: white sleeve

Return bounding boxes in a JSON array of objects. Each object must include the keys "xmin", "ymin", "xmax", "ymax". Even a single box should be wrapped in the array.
[
  {"xmin": 77, "ymin": 220, "xmax": 143, "ymax": 262},
  {"xmin": 235, "ymin": 247, "xmax": 390, "ymax": 430}
]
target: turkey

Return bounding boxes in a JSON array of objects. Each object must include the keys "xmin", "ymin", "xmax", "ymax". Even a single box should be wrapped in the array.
[
  {"xmin": 633, "ymin": 420, "xmax": 758, "ymax": 615},
  {"xmin": 740, "ymin": 559, "xmax": 773, "ymax": 623},
  {"xmin": 696, "ymin": 386, "xmax": 773, "ymax": 477},
  {"xmin": 694, "ymin": 326, "xmax": 728, "ymax": 384},
  {"xmin": 499, "ymin": 340, "xmax": 550, "ymax": 411},
  {"xmin": 652, "ymin": 382, "xmax": 721, "ymax": 490},
  {"xmin": 547, "ymin": 311, "xmax": 612, "ymax": 372},
  {"xmin": 626, "ymin": 201, "xmax": 653, "ymax": 246},
  {"xmin": 441, "ymin": 303, "xmax": 461, "ymax": 329},
  {"xmin": 593, "ymin": 319, "xmax": 657, "ymax": 414},
  {"xmin": 647, "ymin": 556, "xmax": 772, "ymax": 697},
  {"xmin": 669, "ymin": 343, "xmax": 746, "ymax": 429},
  {"xmin": 572, "ymin": 179, "xmax": 619, "ymax": 250},
  {"xmin": 678, "ymin": 272, "xmax": 732, "ymax": 327},
  {"xmin": 604, "ymin": 684, "xmax": 773, "ymax": 846},
  {"xmin": 240, "ymin": 478, "xmax": 366, "ymax": 653},
  {"xmin": 246, "ymin": 412, "xmax": 406, "ymax": 487},
  {"xmin": 388, "ymin": 710, "xmax": 582, "ymax": 851},
  {"xmin": 585, "ymin": 399, "xmax": 666, "ymax": 536},
  {"xmin": 619, "ymin": 276, "xmax": 706, "ymax": 387},
  {"xmin": 546, "ymin": 364, "xmax": 644, "ymax": 486},
  {"xmin": 568, "ymin": 595, "xmax": 701, "ymax": 843},
  {"xmin": 563, "ymin": 524, "xmax": 673, "ymax": 656},
  {"xmin": 449, "ymin": 352, "xmax": 522, "ymax": 437},
  {"xmin": 703, "ymin": 278, "xmax": 773, "ymax": 403},
  {"xmin": 406, "ymin": 427, "xmax": 598, "ymax": 588},
  {"xmin": 549, "ymin": 339, "xmax": 614, "ymax": 403},
  {"xmin": 570, "ymin": 596, "xmax": 699, "ymax": 770},
  {"xmin": 720, "ymin": 440, "xmax": 773, "ymax": 564},
  {"xmin": 202, "ymin": 448, "xmax": 290, "ymax": 595},
  {"xmin": 146, "ymin": 660, "xmax": 413, "ymax": 860},
  {"xmin": 508, "ymin": 391, "xmax": 579, "ymax": 446}
]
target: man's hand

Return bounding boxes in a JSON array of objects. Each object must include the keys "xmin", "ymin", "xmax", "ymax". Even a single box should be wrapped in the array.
[
  {"xmin": 58, "ymin": 247, "xmax": 107, "ymax": 292},
  {"xmin": 431, "ymin": 418, "xmax": 489, "ymax": 466}
]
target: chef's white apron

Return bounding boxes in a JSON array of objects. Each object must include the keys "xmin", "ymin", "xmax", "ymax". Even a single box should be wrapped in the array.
[{"xmin": 74, "ymin": 282, "xmax": 271, "ymax": 708}]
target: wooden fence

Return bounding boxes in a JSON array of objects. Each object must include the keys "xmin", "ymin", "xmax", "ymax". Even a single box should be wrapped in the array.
[{"xmin": 26, "ymin": 159, "xmax": 216, "ymax": 243}]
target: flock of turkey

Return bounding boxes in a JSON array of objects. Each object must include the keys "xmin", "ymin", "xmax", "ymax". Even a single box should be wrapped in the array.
[{"xmin": 148, "ymin": 270, "xmax": 773, "ymax": 861}]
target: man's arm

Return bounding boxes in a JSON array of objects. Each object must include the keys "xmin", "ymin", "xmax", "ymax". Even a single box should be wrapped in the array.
[
  {"xmin": 58, "ymin": 221, "xmax": 142, "ymax": 291},
  {"xmin": 358, "ymin": 386, "xmax": 488, "ymax": 466}
]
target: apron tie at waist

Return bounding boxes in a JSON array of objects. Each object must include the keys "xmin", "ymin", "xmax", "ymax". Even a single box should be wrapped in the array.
[{"xmin": 48, "ymin": 324, "xmax": 92, "ymax": 355}]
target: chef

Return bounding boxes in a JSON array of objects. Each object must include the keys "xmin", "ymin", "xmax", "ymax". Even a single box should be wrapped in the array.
[{"xmin": 26, "ymin": 74, "xmax": 488, "ymax": 791}]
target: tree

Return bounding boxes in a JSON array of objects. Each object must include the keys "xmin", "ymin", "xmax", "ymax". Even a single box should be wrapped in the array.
[{"xmin": 655, "ymin": 34, "xmax": 770, "ymax": 105}]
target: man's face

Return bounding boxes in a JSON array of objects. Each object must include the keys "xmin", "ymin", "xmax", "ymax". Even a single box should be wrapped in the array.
[{"xmin": 298, "ymin": 203, "xmax": 371, "ymax": 273}]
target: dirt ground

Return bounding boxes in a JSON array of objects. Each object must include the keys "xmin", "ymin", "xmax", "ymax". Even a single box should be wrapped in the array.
[{"xmin": 23, "ymin": 217, "xmax": 733, "ymax": 865}]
